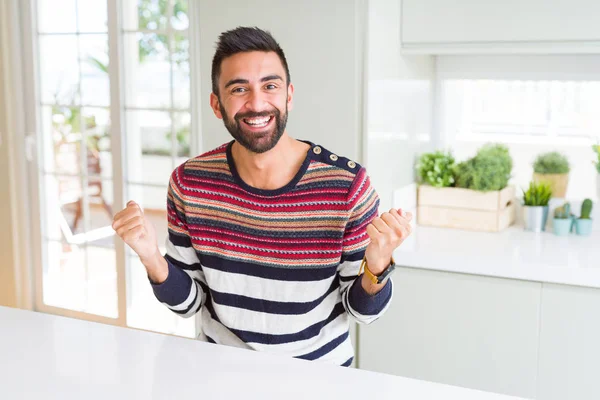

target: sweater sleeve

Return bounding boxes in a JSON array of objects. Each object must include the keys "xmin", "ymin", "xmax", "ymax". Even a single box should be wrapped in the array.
[
  {"xmin": 150, "ymin": 165, "xmax": 207, "ymax": 318},
  {"xmin": 337, "ymin": 168, "xmax": 393, "ymax": 325}
]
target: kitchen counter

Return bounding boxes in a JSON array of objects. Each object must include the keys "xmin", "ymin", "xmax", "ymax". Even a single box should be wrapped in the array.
[
  {"xmin": 0, "ymin": 306, "xmax": 526, "ymax": 400},
  {"xmin": 393, "ymin": 224, "xmax": 600, "ymax": 288}
]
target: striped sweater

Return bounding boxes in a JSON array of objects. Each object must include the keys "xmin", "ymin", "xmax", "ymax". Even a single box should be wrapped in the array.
[{"xmin": 151, "ymin": 140, "xmax": 393, "ymax": 366}]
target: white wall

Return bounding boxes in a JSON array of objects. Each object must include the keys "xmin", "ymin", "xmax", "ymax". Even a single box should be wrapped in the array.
[
  {"xmin": 196, "ymin": 0, "xmax": 366, "ymax": 162},
  {"xmin": 365, "ymin": 0, "xmax": 435, "ymax": 213}
]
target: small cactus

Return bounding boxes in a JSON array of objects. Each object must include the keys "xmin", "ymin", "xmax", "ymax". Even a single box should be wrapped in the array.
[
  {"xmin": 580, "ymin": 199, "xmax": 593, "ymax": 219},
  {"xmin": 554, "ymin": 203, "xmax": 571, "ymax": 219}
]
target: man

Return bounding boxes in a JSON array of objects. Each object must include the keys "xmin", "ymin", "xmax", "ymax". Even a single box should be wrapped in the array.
[{"xmin": 112, "ymin": 26, "xmax": 412, "ymax": 367}]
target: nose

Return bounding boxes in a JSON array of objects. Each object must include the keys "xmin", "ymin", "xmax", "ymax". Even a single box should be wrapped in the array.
[{"xmin": 245, "ymin": 90, "xmax": 268, "ymax": 112}]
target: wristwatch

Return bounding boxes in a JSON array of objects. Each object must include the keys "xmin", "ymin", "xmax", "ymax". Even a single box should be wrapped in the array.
[{"xmin": 358, "ymin": 256, "xmax": 396, "ymax": 285}]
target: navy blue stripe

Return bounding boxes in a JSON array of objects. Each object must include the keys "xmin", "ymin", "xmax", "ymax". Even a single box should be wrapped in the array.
[
  {"xmin": 206, "ymin": 335, "xmax": 216, "ymax": 344},
  {"xmin": 201, "ymin": 254, "xmax": 338, "ymax": 282},
  {"xmin": 296, "ymin": 331, "xmax": 349, "ymax": 361},
  {"xmin": 229, "ymin": 302, "xmax": 346, "ymax": 345},
  {"xmin": 348, "ymin": 276, "xmax": 392, "ymax": 316},
  {"xmin": 150, "ymin": 260, "xmax": 193, "ymax": 306},
  {"xmin": 164, "ymin": 253, "xmax": 202, "ymax": 271},
  {"xmin": 168, "ymin": 230, "xmax": 192, "ymax": 247},
  {"xmin": 341, "ymin": 357, "xmax": 353, "ymax": 367},
  {"xmin": 210, "ymin": 279, "xmax": 340, "ymax": 315},
  {"xmin": 338, "ymin": 274, "xmax": 357, "ymax": 283},
  {"xmin": 188, "ymin": 216, "xmax": 344, "ymax": 239},
  {"xmin": 341, "ymin": 250, "xmax": 365, "ymax": 263}
]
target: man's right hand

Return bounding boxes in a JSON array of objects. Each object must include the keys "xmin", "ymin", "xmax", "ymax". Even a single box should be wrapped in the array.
[{"xmin": 112, "ymin": 201, "xmax": 168, "ymax": 283}]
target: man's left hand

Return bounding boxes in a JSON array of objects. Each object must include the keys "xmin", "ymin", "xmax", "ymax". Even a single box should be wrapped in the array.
[{"xmin": 365, "ymin": 208, "xmax": 413, "ymax": 275}]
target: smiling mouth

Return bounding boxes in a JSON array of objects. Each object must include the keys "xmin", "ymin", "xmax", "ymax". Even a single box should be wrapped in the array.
[{"xmin": 242, "ymin": 115, "xmax": 274, "ymax": 129}]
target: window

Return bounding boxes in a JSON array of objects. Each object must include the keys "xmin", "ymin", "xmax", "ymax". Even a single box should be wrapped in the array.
[
  {"xmin": 33, "ymin": 0, "xmax": 195, "ymax": 337},
  {"xmin": 437, "ymin": 55, "xmax": 600, "ymax": 200}
]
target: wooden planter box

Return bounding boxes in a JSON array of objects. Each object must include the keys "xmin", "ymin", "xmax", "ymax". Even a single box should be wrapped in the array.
[{"xmin": 417, "ymin": 185, "xmax": 516, "ymax": 232}]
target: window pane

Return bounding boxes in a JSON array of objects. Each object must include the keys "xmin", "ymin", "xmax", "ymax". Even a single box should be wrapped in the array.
[
  {"xmin": 82, "ymin": 107, "xmax": 112, "ymax": 178},
  {"xmin": 43, "ymin": 241, "xmax": 118, "ymax": 319},
  {"xmin": 125, "ymin": 110, "xmax": 172, "ymax": 184},
  {"xmin": 172, "ymin": 36, "xmax": 190, "ymax": 109},
  {"xmin": 86, "ymin": 178, "xmax": 115, "ymax": 247},
  {"xmin": 86, "ymin": 245, "xmax": 118, "ymax": 318},
  {"xmin": 38, "ymin": 0, "xmax": 77, "ymax": 33},
  {"xmin": 39, "ymin": 36, "xmax": 80, "ymax": 105},
  {"xmin": 127, "ymin": 256, "xmax": 195, "ymax": 337},
  {"xmin": 77, "ymin": 0, "xmax": 108, "ymax": 33},
  {"xmin": 42, "ymin": 105, "xmax": 84, "ymax": 175},
  {"xmin": 43, "ymin": 175, "xmax": 83, "ymax": 241},
  {"xmin": 123, "ymin": 0, "xmax": 169, "ymax": 31},
  {"xmin": 173, "ymin": 112, "xmax": 191, "ymax": 159},
  {"xmin": 171, "ymin": 0, "xmax": 189, "ymax": 31},
  {"xmin": 80, "ymin": 35, "xmax": 110, "ymax": 106},
  {"xmin": 124, "ymin": 32, "xmax": 171, "ymax": 108}
]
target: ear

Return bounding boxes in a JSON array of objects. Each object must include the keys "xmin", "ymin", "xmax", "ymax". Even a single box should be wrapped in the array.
[
  {"xmin": 210, "ymin": 92, "xmax": 223, "ymax": 119},
  {"xmin": 286, "ymin": 83, "xmax": 294, "ymax": 112}
]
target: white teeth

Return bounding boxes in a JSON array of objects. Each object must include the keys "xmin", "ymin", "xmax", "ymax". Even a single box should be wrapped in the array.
[{"xmin": 245, "ymin": 116, "xmax": 270, "ymax": 126}]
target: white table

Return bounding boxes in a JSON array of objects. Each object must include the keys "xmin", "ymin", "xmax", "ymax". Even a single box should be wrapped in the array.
[{"xmin": 0, "ymin": 306, "xmax": 526, "ymax": 400}]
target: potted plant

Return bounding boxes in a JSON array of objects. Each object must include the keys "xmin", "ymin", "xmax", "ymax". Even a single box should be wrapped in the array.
[
  {"xmin": 533, "ymin": 151, "xmax": 570, "ymax": 198},
  {"xmin": 416, "ymin": 150, "xmax": 456, "ymax": 188},
  {"xmin": 575, "ymin": 199, "xmax": 593, "ymax": 236},
  {"xmin": 552, "ymin": 202, "xmax": 572, "ymax": 236},
  {"xmin": 416, "ymin": 144, "xmax": 516, "ymax": 232},
  {"xmin": 454, "ymin": 143, "xmax": 513, "ymax": 192},
  {"xmin": 522, "ymin": 181, "xmax": 552, "ymax": 232}
]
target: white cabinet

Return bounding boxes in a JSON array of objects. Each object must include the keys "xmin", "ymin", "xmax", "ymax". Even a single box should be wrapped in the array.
[
  {"xmin": 400, "ymin": 0, "xmax": 600, "ymax": 53},
  {"xmin": 536, "ymin": 284, "xmax": 600, "ymax": 400},
  {"xmin": 358, "ymin": 267, "xmax": 541, "ymax": 399}
]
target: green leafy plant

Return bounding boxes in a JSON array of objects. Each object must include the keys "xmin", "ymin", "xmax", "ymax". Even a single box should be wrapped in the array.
[
  {"xmin": 554, "ymin": 202, "xmax": 571, "ymax": 219},
  {"xmin": 580, "ymin": 199, "xmax": 593, "ymax": 219},
  {"xmin": 416, "ymin": 150, "xmax": 456, "ymax": 188},
  {"xmin": 453, "ymin": 143, "xmax": 513, "ymax": 192},
  {"xmin": 533, "ymin": 152, "xmax": 570, "ymax": 174},
  {"xmin": 593, "ymin": 144, "xmax": 600, "ymax": 174},
  {"xmin": 523, "ymin": 181, "xmax": 552, "ymax": 206}
]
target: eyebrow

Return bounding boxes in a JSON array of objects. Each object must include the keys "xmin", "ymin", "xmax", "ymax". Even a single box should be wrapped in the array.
[{"xmin": 224, "ymin": 74, "xmax": 284, "ymax": 89}]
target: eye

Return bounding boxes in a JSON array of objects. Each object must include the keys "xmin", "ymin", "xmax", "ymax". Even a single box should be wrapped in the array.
[
  {"xmin": 232, "ymin": 87, "xmax": 247, "ymax": 94},
  {"xmin": 265, "ymin": 83, "xmax": 277, "ymax": 90}
]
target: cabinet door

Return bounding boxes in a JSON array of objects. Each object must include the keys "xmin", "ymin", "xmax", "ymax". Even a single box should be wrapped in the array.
[
  {"xmin": 358, "ymin": 267, "xmax": 541, "ymax": 399},
  {"xmin": 537, "ymin": 284, "xmax": 600, "ymax": 400},
  {"xmin": 401, "ymin": 0, "xmax": 600, "ymax": 44}
]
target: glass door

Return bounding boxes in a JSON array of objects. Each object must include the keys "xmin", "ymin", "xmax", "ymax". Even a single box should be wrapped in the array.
[{"xmin": 30, "ymin": 0, "xmax": 195, "ymax": 337}]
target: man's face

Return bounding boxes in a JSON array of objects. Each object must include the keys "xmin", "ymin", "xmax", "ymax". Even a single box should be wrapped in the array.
[{"xmin": 210, "ymin": 51, "xmax": 294, "ymax": 154}]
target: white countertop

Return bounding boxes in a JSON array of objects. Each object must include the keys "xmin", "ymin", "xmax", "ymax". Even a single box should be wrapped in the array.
[
  {"xmin": 393, "ymin": 224, "xmax": 600, "ymax": 289},
  {"xmin": 0, "ymin": 306, "xmax": 526, "ymax": 400}
]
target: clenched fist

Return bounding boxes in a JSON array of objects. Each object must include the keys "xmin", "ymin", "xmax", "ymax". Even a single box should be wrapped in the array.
[
  {"xmin": 365, "ymin": 208, "xmax": 413, "ymax": 276},
  {"xmin": 112, "ymin": 201, "xmax": 159, "ymax": 261}
]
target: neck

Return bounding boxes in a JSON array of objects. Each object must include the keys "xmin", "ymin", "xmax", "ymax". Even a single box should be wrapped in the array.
[{"xmin": 231, "ymin": 133, "xmax": 310, "ymax": 190}]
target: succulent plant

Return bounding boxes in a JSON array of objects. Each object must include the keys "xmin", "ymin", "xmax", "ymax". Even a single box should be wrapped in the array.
[
  {"xmin": 580, "ymin": 199, "xmax": 593, "ymax": 219},
  {"xmin": 554, "ymin": 203, "xmax": 571, "ymax": 219},
  {"xmin": 523, "ymin": 181, "xmax": 552, "ymax": 207}
]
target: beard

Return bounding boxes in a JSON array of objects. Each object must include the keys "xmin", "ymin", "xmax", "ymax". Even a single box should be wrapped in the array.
[{"xmin": 219, "ymin": 102, "xmax": 288, "ymax": 154}]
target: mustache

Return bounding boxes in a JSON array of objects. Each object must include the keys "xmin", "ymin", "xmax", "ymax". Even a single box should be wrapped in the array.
[{"xmin": 235, "ymin": 109, "xmax": 279, "ymax": 121}]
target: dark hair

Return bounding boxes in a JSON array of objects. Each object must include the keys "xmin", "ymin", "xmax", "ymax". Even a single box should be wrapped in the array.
[{"xmin": 211, "ymin": 26, "xmax": 291, "ymax": 96}]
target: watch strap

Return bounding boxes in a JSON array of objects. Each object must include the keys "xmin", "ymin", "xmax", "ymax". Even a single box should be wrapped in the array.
[{"xmin": 358, "ymin": 256, "xmax": 396, "ymax": 285}]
